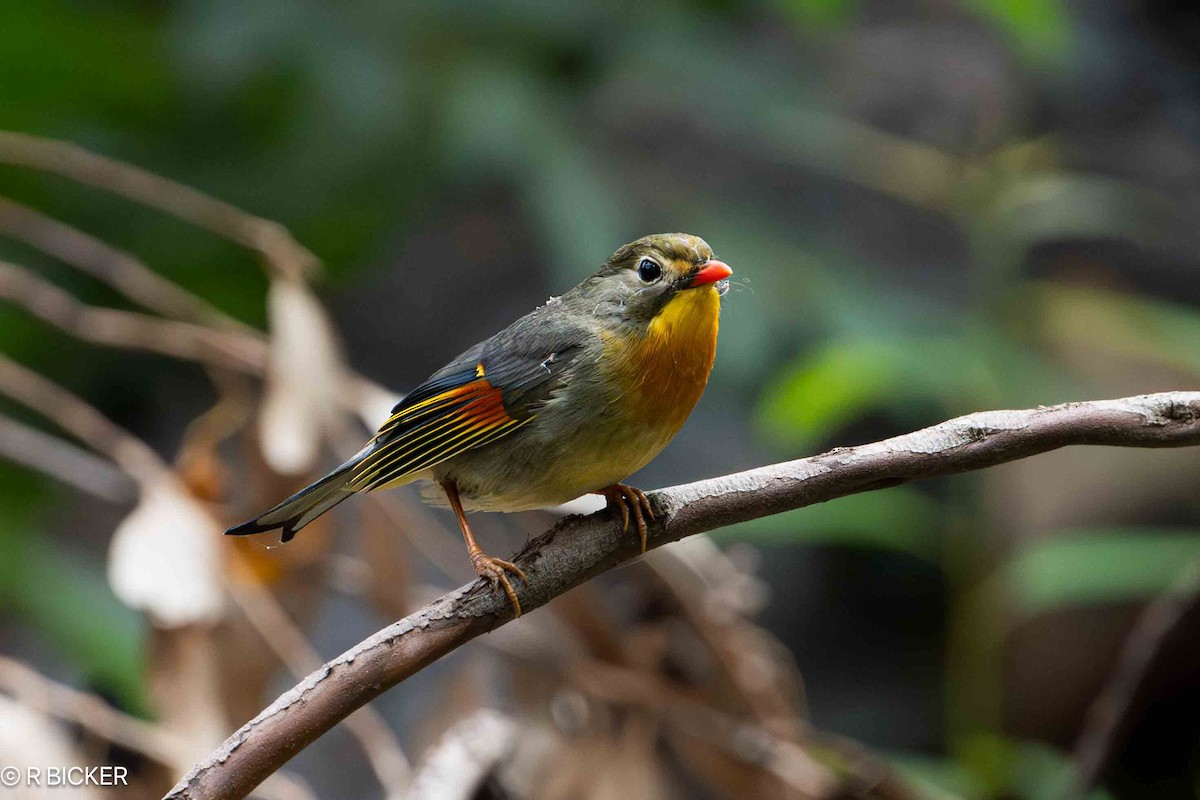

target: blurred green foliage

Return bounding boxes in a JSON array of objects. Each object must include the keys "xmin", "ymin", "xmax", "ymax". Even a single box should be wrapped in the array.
[
  {"xmin": 0, "ymin": 464, "xmax": 143, "ymax": 709},
  {"xmin": 959, "ymin": 0, "xmax": 1072, "ymax": 65},
  {"xmin": 3, "ymin": 1, "xmax": 1200, "ymax": 797},
  {"xmin": 897, "ymin": 736, "xmax": 1116, "ymax": 800},
  {"xmin": 1003, "ymin": 530, "xmax": 1200, "ymax": 616}
]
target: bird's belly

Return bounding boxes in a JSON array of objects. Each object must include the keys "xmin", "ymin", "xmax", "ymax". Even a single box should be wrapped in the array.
[{"xmin": 427, "ymin": 413, "xmax": 677, "ymax": 512}]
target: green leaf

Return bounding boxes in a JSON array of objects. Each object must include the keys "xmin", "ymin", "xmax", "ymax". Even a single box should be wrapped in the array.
[
  {"xmin": 755, "ymin": 337, "xmax": 1001, "ymax": 451},
  {"xmin": 773, "ymin": 0, "xmax": 860, "ymax": 29},
  {"xmin": 957, "ymin": 735, "xmax": 1115, "ymax": 800},
  {"xmin": 1002, "ymin": 529, "xmax": 1200, "ymax": 616},
  {"xmin": 888, "ymin": 753, "xmax": 981, "ymax": 800},
  {"xmin": 957, "ymin": 0, "xmax": 1073, "ymax": 67}
]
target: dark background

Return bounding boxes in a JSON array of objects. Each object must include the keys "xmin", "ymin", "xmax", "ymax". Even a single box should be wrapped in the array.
[{"xmin": 3, "ymin": 1, "xmax": 1200, "ymax": 798}]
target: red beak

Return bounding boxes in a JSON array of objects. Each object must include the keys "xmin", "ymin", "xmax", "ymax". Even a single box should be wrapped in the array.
[{"xmin": 687, "ymin": 260, "xmax": 733, "ymax": 288}]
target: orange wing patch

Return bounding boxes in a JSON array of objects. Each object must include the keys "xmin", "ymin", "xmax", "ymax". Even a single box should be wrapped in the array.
[{"xmin": 350, "ymin": 377, "xmax": 526, "ymax": 492}]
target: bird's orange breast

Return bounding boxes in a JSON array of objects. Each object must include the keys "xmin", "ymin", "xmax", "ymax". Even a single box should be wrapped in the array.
[{"xmin": 604, "ymin": 285, "xmax": 722, "ymax": 436}]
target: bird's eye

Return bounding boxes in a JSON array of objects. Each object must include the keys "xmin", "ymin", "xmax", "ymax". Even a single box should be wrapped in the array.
[{"xmin": 637, "ymin": 259, "xmax": 662, "ymax": 283}]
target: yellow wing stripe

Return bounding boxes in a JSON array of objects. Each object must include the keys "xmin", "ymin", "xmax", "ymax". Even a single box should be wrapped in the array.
[
  {"xmin": 361, "ymin": 416, "xmax": 527, "ymax": 492},
  {"xmin": 370, "ymin": 402, "xmax": 500, "ymax": 475},
  {"xmin": 358, "ymin": 416, "xmax": 522, "ymax": 492},
  {"xmin": 351, "ymin": 378, "xmax": 522, "ymax": 492},
  {"xmin": 352, "ymin": 403, "xmax": 510, "ymax": 489},
  {"xmin": 376, "ymin": 384, "xmax": 480, "ymax": 435}
]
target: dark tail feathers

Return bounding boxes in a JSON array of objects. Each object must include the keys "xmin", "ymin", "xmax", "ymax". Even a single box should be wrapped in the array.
[{"xmin": 225, "ymin": 453, "xmax": 364, "ymax": 542}]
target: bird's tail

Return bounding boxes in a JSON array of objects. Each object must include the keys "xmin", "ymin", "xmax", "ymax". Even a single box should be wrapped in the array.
[{"xmin": 225, "ymin": 449, "xmax": 369, "ymax": 542}]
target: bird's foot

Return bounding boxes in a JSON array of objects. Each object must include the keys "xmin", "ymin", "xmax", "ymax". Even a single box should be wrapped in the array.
[
  {"xmin": 599, "ymin": 484, "xmax": 654, "ymax": 553},
  {"xmin": 469, "ymin": 549, "xmax": 527, "ymax": 617}
]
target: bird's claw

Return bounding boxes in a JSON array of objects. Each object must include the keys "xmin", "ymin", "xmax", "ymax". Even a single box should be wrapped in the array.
[
  {"xmin": 600, "ymin": 484, "xmax": 655, "ymax": 553},
  {"xmin": 470, "ymin": 550, "xmax": 527, "ymax": 616}
]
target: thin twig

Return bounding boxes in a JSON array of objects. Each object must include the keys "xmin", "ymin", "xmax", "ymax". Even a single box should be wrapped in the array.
[
  {"xmin": 0, "ymin": 352, "xmax": 166, "ymax": 483},
  {"xmin": 0, "ymin": 259, "xmax": 267, "ymax": 372},
  {"xmin": 0, "ymin": 414, "xmax": 134, "ymax": 502},
  {"xmin": 0, "ymin": 199, "xmax": 390, "ymax": 423},
  {"xmin": 0, "ymin": 196, "xmax": 249, "ymax": 329},
  {"xmin": 1066, "ymin": 560, "xmax": 1200, "ymax": 799},
  {"xmin": 0, "ymin": 133, "xmax": 318, "ymax": 279},
  {"xmin": 0, "ymin": 139, "xmax": 394, "ymax": 420},
  {"xmin": 165, "ymin": 391, "xmax": 1200, "ymax": 800}
]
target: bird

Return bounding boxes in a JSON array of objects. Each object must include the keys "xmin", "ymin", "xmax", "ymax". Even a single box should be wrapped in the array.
[{"xmin": 227, "ymin": 233, "xmax": 732, "ymax": 615}]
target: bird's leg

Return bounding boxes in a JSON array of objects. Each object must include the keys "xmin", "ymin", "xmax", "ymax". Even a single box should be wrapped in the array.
[
  {"xmin": 597, "ymin": 484, "xmax": 655, "ymax": 553},
  {"xmin": 441, "ymin": 479, "xmax": 527, "ymax": 617}
]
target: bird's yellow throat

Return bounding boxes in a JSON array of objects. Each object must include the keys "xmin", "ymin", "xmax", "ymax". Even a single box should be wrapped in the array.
[
  {"xmin": 609, "ymin": 285, "xmax": 721, "ymax": 431},
  {"xmin": 647, "ymin": 283, "xmax": 722, "ymax": 345}
]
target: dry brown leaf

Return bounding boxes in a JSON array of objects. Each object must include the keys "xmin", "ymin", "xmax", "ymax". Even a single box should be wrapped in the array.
[
  {"xmin": 107, "ymin": 477, "xmax": 225, "ymax": 628},
  {"xmin": 258, "ymin": 277, "xmax": 345, "ymax": 475}
]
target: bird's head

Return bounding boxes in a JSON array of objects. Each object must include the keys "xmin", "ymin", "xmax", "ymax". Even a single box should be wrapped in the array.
[{"xmin": 577, "ymin": 233, "xmax": 732, "ymax": 329}]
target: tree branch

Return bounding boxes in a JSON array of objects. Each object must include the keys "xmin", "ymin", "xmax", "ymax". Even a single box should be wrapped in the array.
[{"xmin": 166, "ymin": 392, "xmax": 1200, "ymax": 800}]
